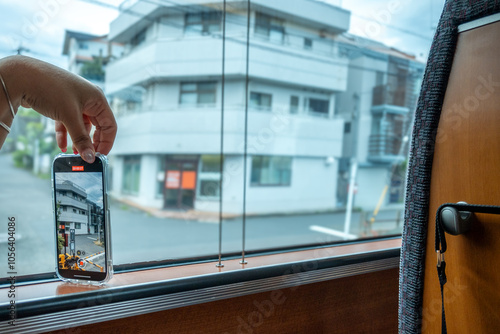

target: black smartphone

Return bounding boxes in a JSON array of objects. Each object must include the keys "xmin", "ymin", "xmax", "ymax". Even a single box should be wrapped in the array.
[{"xmin": 52, "ymin": 153, "xmax": 112, "ymax": 284}]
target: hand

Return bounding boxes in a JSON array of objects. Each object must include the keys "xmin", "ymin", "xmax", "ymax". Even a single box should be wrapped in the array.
[{"xmin": 0, "ymin": 55, "xmax": 117, "ymax": 163}]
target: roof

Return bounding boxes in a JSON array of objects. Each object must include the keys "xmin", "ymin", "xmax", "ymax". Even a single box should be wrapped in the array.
[
  {"xmin": 337, "ymin": 33, "xmax": 424, "ymax": 64},
  {"xmin": 62, "ymin": 30, "xmax": 107, "ymax": 55}
]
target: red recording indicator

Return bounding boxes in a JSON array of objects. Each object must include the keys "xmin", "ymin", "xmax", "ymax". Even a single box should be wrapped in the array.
[{"xmin": 72, "ymin": 166, "xmax": 84, "ymax": 171}]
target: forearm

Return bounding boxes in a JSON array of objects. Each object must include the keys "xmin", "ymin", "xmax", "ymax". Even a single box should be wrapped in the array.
[{"xmin": 0, "ymin": 55, "xmax": 27, "ymax": 148}]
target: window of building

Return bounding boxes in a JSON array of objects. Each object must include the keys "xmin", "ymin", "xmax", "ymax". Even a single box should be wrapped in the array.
[
  {"xmin": 185, "ymin": 12, "xmax": 221, "ymax": 35},
  {"xmin": 75, "ymin": 223, "xmax": 81, "ymax": 229},
  {"xmin": 180, "ymin": 82, "xmax": 217, "ymax": 105},
  {"xmin": 344, "ymin": 122, "xmax": 352, "ymax": 133},
  {"xmin": 305, "ymin": 98, "xmax": 329, "ymax": 116},
  {"xmin": 255, "ymin": 12, "xmax": 285, "ymax": 43},
  {"xmin": 290, "ymin": 95, "xmax": 299, "ymax": 114},
  {"xmin": 304, "ymin": 37, "xmax": 313, "ymax": 49},
  {"xmin": 251, "ymin": 156, "xmax": 292, "ymax": 186},
  {"xmin": 131, "ymin": 28, "xmax": 147, "ymax": 48},
  {"xmin": 78, "ymin": 42, "xmax": 88, "ymax": 50},
  {"xmin": 250, "ymin": 92, "xmax": 272, "ymax": 110},
  {"xmin": 197, "ymin": 155, "xmax": 222, "ymax": 199},
  {"xmin": 122, "ymin": 156, "xmax": 141, "ymax": 195},
  {"xmin": 376, "ymin": 71, "xmax": 385, "ymax": 86}
]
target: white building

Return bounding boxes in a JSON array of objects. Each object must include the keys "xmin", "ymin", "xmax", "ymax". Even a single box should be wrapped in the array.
[
  {"xmin": 105, "ymin": 0, "xmax": 351, "ymax": 214},
  {"xmin": 336, "ymin": 34, "xmax": 424, "ymax": 210},
  {"xmin": 62, "ymin": 30, "xmax": 125, "ymax": 89},
  {"xmin": 55, "ymin": 180, "xmax": 92, "ymax": 235}
]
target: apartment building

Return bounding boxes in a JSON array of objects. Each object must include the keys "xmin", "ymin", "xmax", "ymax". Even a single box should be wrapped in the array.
[
  {"xmin": 55, "ymin": 180, "xmax": 102, "ymax": 236},
  {"xmin": 105, "ymin": 0, "xmax": 350, "ymax": 214},
  {"xmin": 62, "ymin": 30, "xmax": 125, "ymax": 88},
  {"xmin": 336, "ymin": 34, "xmax": 424, "ymax": 209}
]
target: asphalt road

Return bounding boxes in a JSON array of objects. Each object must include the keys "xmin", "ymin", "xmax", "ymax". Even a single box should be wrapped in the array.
[{"xmin": 0, "ymin": 153, "xmax": 403, "ymax": 278}]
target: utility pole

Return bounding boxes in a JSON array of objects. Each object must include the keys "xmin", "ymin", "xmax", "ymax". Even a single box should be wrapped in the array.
[{"xmin": 14, "ymin": 45, "xmax": 30, "ymax": 55}]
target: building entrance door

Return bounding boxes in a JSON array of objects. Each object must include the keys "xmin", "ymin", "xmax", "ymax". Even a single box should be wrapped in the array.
[{"xmin": 163, "ymin": 160, "xmax": 198, "ymax": 209}]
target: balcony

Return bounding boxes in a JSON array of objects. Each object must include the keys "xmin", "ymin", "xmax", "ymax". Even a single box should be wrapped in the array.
[
  {"xmin": 106, "ymin": 37, "xmax": 348, "ymax": 94},
  {"xmin": 58, "ymin": 212, "xmax": 89, "ymax": 224},
  {"xmin": 368, "ymin": 133, "xmax": 405, "ymax": 164},
  {"xmin": 57, "ymin": 196, "xmax": 88, "ymax": 211},
  {"xmin": 372, "ymin": 84, "xmax": 406, "ymax": 106},
  {"xmin": 111, "ymin": 106, "xmax": 344, "ymax": 158}
]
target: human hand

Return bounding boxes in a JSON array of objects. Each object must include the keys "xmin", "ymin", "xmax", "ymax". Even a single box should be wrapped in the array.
[{"xmin": 0, "ymin": 55, "xmax": 117, "ymax": 163}]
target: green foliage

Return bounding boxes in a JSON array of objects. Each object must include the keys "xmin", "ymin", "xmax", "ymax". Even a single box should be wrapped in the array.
[
  {"xmin": 80, "ymin": 58, "xmax": 105, "ymax": 82},
  {"xmin": 11, "ymin": 107, "xmax": 58, "ymax": 171},
  {"xmin": 57, "ymin": 236, "xmax": 65, "ymax": 253}
]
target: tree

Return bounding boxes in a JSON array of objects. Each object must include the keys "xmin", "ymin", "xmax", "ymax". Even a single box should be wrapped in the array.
[{"xmin": 79, "ymin": 58, "xmax": 105, "ymax": 82}]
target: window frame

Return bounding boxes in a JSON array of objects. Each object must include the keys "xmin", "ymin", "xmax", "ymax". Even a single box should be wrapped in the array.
[
  {"xmin": 179, "ymin": 81, "xmax": 217, "ymax": 106},
  {"xmin": 122, "ymin": 155, "xmax": 142, "ymax": 195},
  {"xmin": 255, "ymin": 12, "xmax": 286, "ymax": 43},
  {"xmin": 249, "ymin": 91, "xmax": 273, "ymax": 111},
  {"xmin": 250, "ymin": 156, "xmax": 292, "ymax": 187},
  {"xmin": 184, "ymin": 11, "xmax": 221, "ymax": 35}
]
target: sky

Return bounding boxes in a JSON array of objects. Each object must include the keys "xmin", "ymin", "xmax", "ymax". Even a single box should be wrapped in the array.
[
  {"xmin": 0, "ymin": 0, "xmax": 445, "ymax": 68},
  {"xmin": 56, "ymin": 172, "xmax": 104, "ymax": 207}
]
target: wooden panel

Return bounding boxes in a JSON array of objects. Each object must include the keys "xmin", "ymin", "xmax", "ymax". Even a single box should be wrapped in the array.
[
  {"xmin": 422, "ymin": 21, "xmax": 500, "ymax": 332},
  {"xmin": 46, "ymin": 268, "xmax": 399, "ymax": 334}
]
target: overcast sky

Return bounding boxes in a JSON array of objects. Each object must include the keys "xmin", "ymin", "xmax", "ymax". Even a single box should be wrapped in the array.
[
  {"xmin": 0, "ymin": 0, "xmax": 445, "ymax": 68},
  {"xmin": 56, "ymin": 172, "xmax": 104, "ymax": 207}
]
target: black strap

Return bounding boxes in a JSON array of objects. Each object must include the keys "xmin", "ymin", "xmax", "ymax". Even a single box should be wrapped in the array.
[{"xmin": 435, "ymin": 203, "xmax": 500, "ymax": 334}]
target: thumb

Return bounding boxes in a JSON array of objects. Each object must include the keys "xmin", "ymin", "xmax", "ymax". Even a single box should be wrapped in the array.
[{"xmin": 64, "ymin": 119, "xmax": 95, "ymax": 163}]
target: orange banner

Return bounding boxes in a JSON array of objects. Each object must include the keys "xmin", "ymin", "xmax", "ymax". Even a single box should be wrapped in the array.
[{"xmin": 181, "ymin": 171, "xmax": 196, "ymax": 190}]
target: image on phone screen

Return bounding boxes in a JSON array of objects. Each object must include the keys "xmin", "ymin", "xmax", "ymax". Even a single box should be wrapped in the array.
[{"xmin": 53, "ymin": 155, "xmax": 109, "ymax": 282}]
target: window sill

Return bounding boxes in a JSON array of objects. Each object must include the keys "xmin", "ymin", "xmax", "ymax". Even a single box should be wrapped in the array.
[{"xmin": 0, "ymin": 237, "xmax": 401, "ymax": 332}]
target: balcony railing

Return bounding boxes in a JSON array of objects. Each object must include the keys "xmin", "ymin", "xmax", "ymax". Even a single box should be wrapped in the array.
[
  {"xmin": 372, "ymin": 85, "xmax": 406, "ymax": 107},
  {"xmin": 368, "ymin": 133, "xmax": 403, "ymax": 163}
]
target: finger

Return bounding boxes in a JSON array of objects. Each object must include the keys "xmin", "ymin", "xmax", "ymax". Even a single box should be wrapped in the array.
[
  {"xmin": 55, "ymin": 121, "xmax": 68, "ymax": 152},
  {"xmin": 62, "ymin": 108, "xmax": 96, "ymax": 164},
  {"xmin": 88, "ymin": 108, "xmax": 117, "ymax": 156}
]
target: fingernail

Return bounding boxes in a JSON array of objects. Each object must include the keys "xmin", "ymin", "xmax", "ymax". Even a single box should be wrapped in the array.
[
  {"xmin": 61, "ymin": 148, "xmax": 67, "ymax": 153},
  {"xmin": 82, "ymin": 148, "xmax": 95, "ymax": 163}
]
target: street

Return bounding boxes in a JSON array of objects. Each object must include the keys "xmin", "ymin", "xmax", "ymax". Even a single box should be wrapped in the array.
[{"xmin": 0, "ymin": 153, "xmax": 403, "ymax": 278}]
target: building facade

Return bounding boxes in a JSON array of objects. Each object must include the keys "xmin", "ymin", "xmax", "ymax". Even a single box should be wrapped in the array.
[
  {"xmin": 55, "ymin": 180, "xmax": 102, "ymax": 236},
  {"xmin": 98, "ymin": 0, "xmax": 424, "ymax": 214},
  {"xmin": 105, "ymin": 0, "xmax": 350, "ymax": 214},
  {"xmin": 336, "ymin": 34, "xmax": 424, "ymax": 209}
]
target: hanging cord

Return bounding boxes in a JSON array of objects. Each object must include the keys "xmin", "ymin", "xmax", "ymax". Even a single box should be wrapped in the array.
[
  {"xmin": 216, "ymin": 0, "xmax": 227, "ymax": 268},
  {"xmin": 0, "ymin": 74, "xmax": 16, "ymax": 133},
  {"xmin": 435, "ymin": 202, "xmax": 500, "ymax": 334}
]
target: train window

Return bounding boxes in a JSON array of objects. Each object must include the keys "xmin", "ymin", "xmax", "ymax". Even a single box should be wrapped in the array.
[{"xmin": 0, "ymin": 0, "xmax": 442, "ymax": 281}]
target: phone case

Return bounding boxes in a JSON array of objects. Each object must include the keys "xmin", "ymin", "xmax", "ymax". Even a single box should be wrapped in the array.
[{"xmin": 51, "ymin": 153, "xmax": 113, "ymax": 285}]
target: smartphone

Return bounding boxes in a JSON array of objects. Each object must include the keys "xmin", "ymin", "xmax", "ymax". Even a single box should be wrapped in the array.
[{"xmin": 52, "ymin": 153, "xmax": 112, "ymax": 284}]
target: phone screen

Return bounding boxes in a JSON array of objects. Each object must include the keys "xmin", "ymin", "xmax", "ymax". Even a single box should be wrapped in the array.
[{"xmin": 53, "ymin": 155, "xmax": 109, "ymax": 282}]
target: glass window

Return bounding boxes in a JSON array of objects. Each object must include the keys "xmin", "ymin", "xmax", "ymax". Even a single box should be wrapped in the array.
[
  {"xmin": 180, "ymin": 82, "xmax": 216, "ymax": 105},
  {"xmin": 306, "ymin": 98, "xmax": 329, "ymax": 115},
  {"xmin": 251, "ymin": 156, "xmax": 292, "ymax": 186},
  {"xmin": 131, "ymin": 28, "xmax": 147, "ymax": 48},
  {"xmin": 290, "ymin": 95, "xmax": 299, "ymax": 114},
  {"xmin": 304, "ymin": 37, "xmax": 313, "ymax": 49},
  {"xmin": 255, "ymin": 12, "xmax": 285, "ymax": 43},
  {"xmin": 122, "ymin": 156, "xmax": 141, "ymax": 195},
  {"xmin": 250, "ymin": 92, "xmax": 272, "ymax": 110},
  {"xmin": 0, "ymin": 0, "xmax": 437, "ymax": 281},
  {"xmin": 185, "ymin": 12, "xmax": 221, "ymax": 35}
]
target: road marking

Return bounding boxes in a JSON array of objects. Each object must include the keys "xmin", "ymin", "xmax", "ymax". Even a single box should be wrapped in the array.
[
  {"xmin": 87, "ymin": 237, "xmax": 97, "ymax": 240},
  {"xmin": 309, "ymin": 225, "xmax": 357, "ymax": 240}
]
